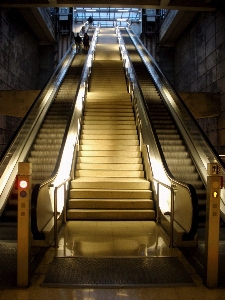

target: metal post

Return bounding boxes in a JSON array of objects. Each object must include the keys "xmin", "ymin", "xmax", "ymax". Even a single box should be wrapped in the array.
[
  {"xmin": 169, "ymin": 184, "xmax": 177, "ymax": 248},
  {"xmin": 156, "ymin": 182, "xmax": 160, "ymax": 223},
  {"xmin": 63, "ymin": 183, "xmax": 67, "ymax": 223},
  {"xmin": 54, "ymin": 187, "xmax": 58, "ymax": 248},
  {"xmin": 17, "ymin": 162, "xmax": 32, "ymax": 287},
  {"xmin": 205, "ymin": 163, "xmax": 222, "ymax": 288}
]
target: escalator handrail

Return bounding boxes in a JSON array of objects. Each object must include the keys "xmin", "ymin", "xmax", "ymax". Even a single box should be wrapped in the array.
[
  {"xmin": 126, "ymin": 27, "xmax": 225, "ymax": 222},
  {"xmin": 117, "ymin": 28, "xmax": 198, "ymax": 239}
]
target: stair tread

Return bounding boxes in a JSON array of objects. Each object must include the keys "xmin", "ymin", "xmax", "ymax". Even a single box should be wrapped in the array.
[
  {"xmin": 76, "ymin": 164, "xmax": 143, "ymax": 170},
  {"xmin": 70, "ymin": 188, "xmax": 151, "ymax": 192},
  {"xmin": 72, "ymin": 177, "xmax": 148, "ymax": 182},
  {"xmin": 75, "ymin": 170, "xmax": 144, "ymax": 176},
  {"xmin": 69, "ymin": 198, "xmax": 153, "ymax": 201},
  {"xmin": 67, "ymin": 209, "xmax": 155, "ymax": 212}
]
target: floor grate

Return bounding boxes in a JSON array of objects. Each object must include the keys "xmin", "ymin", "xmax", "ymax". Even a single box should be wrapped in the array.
[{"xmin": 42, "ymin": 256, "xmax": 194, "ymax": 288}]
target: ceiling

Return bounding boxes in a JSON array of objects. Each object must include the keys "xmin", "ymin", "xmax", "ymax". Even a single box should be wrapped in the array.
[{"xmin": 1, "ymin": 0, "xmax": 218, "ymax": 11}]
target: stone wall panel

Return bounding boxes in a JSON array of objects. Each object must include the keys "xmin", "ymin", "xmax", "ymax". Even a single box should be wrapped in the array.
[
  {"xmin": 216, "ymin": 41, "xmax": 225, "ymax": 62},
  {"xmin": 206, "ymin": 36, "xmax": 216, "ymax": 57},
  {"xmin": 205, "ymin": 19, "xmax": 215, "ymax": 42},
  {"xmin": 0, "ymin": 7, "xmax": 40, "ymax": 155},
  {"xmin": 175, "ymin": 6, "xmax": 225, "ymax": 153}
]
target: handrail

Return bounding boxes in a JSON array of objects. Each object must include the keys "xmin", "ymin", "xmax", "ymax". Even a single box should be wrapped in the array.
[
  {"xmin": 153, "ymin": 177, "xmax": 177, "ymax": 247},
  {"xmin": 126, "ymin": 27, "xmax": 225, "ymax": 223},
  {"xmin": 53, "ymin": 176, "xmax": 71, "ymax": 248},
  {"xmin": 117, "ymin": 27, "xmax": 198, "ymax": 241}
]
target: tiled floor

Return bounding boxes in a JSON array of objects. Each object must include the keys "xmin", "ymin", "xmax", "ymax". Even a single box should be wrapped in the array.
[{"xmin": 1, "ymin": 221, "xmax": 225, "ymax": 300}]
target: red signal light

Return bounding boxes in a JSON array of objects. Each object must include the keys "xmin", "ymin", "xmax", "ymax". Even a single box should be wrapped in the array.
[{"xmin": 19, "ymin": 180, "xmax": 28, "ymax": 189}]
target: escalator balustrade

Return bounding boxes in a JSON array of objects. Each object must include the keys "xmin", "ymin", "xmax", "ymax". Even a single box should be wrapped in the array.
[{"xmin": 121, "ymin": 30, "xmax": 206, "ymax": 227}]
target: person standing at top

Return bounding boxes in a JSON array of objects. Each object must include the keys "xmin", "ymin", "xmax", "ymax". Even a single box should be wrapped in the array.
[
  {"xmin": 83, "ymin": 32, "xmax": 90, "ymax": 52},
  {"xmin": 74, "ymin": 32, "xmax": 82, "ymax": 54},
  {"xmin": 88, "ymin": 16, "xmax": 93, "ymax": 27}
]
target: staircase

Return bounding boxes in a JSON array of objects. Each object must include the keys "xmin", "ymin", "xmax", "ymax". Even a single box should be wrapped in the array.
[{"xmin": 67, "ymin": 28, "xmax": 155, "ymax": 220}]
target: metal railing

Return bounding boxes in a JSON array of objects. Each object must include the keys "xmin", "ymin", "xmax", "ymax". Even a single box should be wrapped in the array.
[
  {"xmin": 153, "ymin": 177, "xmax": 177, "ymax": 247},
  {"xmin": 53, "ymin": 176, "xmax": 71, "ymax": 248}
]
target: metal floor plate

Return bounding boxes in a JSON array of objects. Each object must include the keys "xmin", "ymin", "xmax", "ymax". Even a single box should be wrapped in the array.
[
  {"xmin": 42, "ymin": 256, "xmax": 194, "ymax": 288},
  {"xmin": 0, "ymin": 241, "xmax": 47, "ymax": 288},
  {"xmin": 0, "ymin": 223, "xmax": 17, "ymax": 240},
  {"xmin": 0, "ymin": 241, "xmax": 17, "ymax": 288},
  {"xmin": 182, "ymin": 240, "xmax": 225, "ymax": 287}
]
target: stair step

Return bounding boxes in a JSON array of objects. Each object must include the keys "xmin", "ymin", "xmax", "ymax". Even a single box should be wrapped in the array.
[
  {"xmin": 3, "ymin": 210, "xmax": 17, "ymax": 218},
  {"xmin": 77, "ymin": 157, "xmax": 142, "ymax": 164},
  {"xmin": 86, "ymin": 95, "xmax": 131, "ymax": 99},
  {"xmin": 86, "ymin": 98, "xmax": 131, "ymax": 103},
  {"xmin": 81, "ymin": 129, "xmax": 137, "ymax": 135},
  {"xmin": 80, "ymin": 139, "xmax": 139, "ymax": 145},
  {"xmin": 71, "ymin": 177, "xmax": 150, "ymax": 189},
  {"xmin": 68, "ymin": 199, "xmax": 154, "ymax": 209},
  {"xmin": 79, "ymin": 145, "xmax": 139, "ymax": 151},
  {"xmin": 78, "ymin": 150, "xmax": 141, "ymax": 157},
  {"xmin": 83, "ymin": 116, "xmax": 135, "ymax": 121},
  {"xmin": 67, "ymin": 209, "xmax": 156, "ymax": 220},
  {"xmin": 76, "ymin": 163, "xmax": 143, "ymax": 170},
  {"xmin": 85, "ymin": 108, "xmax": 133, "ymax": 113},
  {"xmin": 75, "ymin": 170, "xmax": 145, "ymax": 177},
  {"xmin": 83, "ymin": 120, "xmax": 135, "ymax": 125},
  {"xmin": 85, "ymin": 104, "xmax": 132, "ymax": 109},
  {"xmin": 80, "ymin": 134, "xmax": 138, "ymax": 140},
  {"xmin": 85, "ymin": 112, "xmax": 134, "ymax": 116},
  {"xmin": 82, "ymin": 124, "xmax": 136, "ymax": 130},
  {"xmin": 166, "ymin": 158, "xmax": 193, "ymax": 165},
  {"xmin": 70, "ymin": 189, "xmax": 152, "ymax": 199}
]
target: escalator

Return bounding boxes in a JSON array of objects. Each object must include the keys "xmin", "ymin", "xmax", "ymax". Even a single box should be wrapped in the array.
[
  {"xmin": 149, "ymin": 101, "xmax": 206, "ymax": 227},
  {"xmin": 0, "ymin": 41, "xmax": 88, "ymax": 241},
  {"xmin": 28, "ymin": 61, "xmax": 84, "ymax": 186},
  {"xmin": 121, "ymin": 32, "xmax": 206, "ymax": 227},
  {"xmin": 120, "ymin": 28, "xmax": 225, "ymax": 236}
]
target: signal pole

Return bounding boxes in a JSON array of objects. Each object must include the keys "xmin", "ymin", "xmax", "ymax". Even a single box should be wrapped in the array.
[
  {"xmin": 17, "ymin": 162, "xmax": 32, "ymax": 287},
  {"xmin": 205, "ymin": 162, "xmax": 223, "ymax": 288}
]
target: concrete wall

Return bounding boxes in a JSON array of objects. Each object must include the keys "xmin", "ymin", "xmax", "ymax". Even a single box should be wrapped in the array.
[
  {"xmin": 0, "ymin": 8, "xmax": 40, "ymax": 90},
  {"xmin": 0, "ymin": 116, "xmax": 21, "ymax": 155},
  {"xmin": 158, "ymin": 46, "xmax": 175, "ymax": 86},
  {"xmin": 0, "ymin": 8, "xmax": 40, "ymax": 155},
  {"xmin": 174, "ymin": 5, "xmax": 225, "ymax": 154}
]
